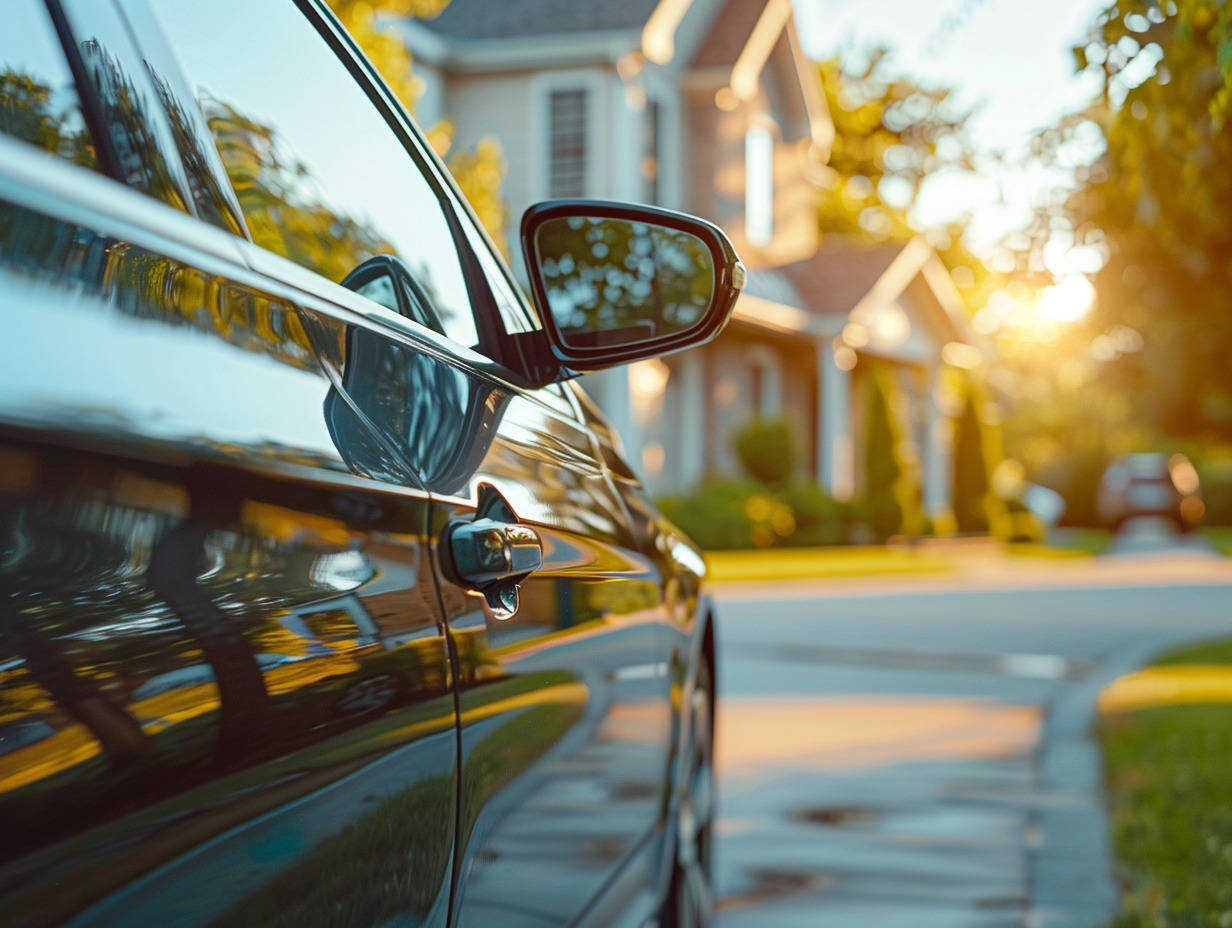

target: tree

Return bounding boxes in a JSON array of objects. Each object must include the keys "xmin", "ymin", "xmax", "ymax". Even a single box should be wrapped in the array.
[
  {"xmin": 1046, "ymin": 0, "xmax": 1232, "ymax": 439},
  {"xmin": 0, "ymin": 71, "xmax": 95, "ymax": 167},
  {"xmin": 860, "ymin": 367, "xmax": 911, "ymax": 538},
  {"xmin": 816, "ymin": 50, "xmax": 968, "ymax": 241},
  {"xmin": 815, "ymin": 51, "xmax": 1003, "ymax": 526},
  {"xmin": 952, "ymin": 392, "xmax": 990, "ymax": 532},
  {"xmin": 326, "ymin": 0, "xmax": 510, "ymax": 255},
  {"xmin": 813, "ymin": 51, "xmax": 1004, "ymax": 316}
]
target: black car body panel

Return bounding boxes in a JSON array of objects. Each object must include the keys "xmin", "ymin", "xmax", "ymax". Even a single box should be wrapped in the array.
[{"xmin": 0, "ymin": 1, "xmax": 724, "ymax": 926}]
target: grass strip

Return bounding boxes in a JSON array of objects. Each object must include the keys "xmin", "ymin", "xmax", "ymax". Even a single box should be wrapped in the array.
[
  {"xmin": 704, "ymin": 545, "xmax": 955, "ymax": 583},
  {"xmin": 1200, "ymin": 527, "xmax": 1232, "ymax": 556},
  {"xmin": 1098, "ymin": 640, "xmax": 1232, "ymax": 927}
]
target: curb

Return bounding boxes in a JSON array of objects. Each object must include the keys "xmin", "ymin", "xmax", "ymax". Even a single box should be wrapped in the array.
[{"xmin": 1028, "ymin": 630, "xmax": 1226, "ymax": 927}]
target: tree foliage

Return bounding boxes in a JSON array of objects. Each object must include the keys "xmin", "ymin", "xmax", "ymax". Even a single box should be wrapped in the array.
[
  {"xmin": 814, "ymin": 51, "xmax": 1001, "ymax": 315},
  {"xmin": 861, "ymin": 367, "xmax": 908, "ymax": 537},
  {"xmin": 952, "ymin": 392, "xmax": 991, "ymax": 532},
  {"xmin": 1049, "ymin": 0, "xmax": 1232, "ymax": 438},
  {"xmin": 817, "ymin": 49, "xmax": 968, "ymax": 241},
  {"xmin": 0, "ymin": 72, "xmax": 95, "ymax": 167}
]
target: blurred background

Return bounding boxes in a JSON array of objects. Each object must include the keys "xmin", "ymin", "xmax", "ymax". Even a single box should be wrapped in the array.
[{"xmin": 325, "ymin": 0, "xmax": 1232, "ymax": 555}]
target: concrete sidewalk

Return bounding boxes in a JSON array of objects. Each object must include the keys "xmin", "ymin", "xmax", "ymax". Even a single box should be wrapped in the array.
[{"xmin": 710, "ymin": 553, "xmax": 1232, "ymax": 927}]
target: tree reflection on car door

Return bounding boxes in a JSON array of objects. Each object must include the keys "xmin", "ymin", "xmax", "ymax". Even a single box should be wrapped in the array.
[{"xmin": 324, "ymin": 302, "xmax": 680, "ymax": 924}]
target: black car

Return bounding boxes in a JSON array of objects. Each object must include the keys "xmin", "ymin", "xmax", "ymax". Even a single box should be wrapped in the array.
[{"xmin": 0, "ymin": 2, "xmax": 743, "ymax": 926}]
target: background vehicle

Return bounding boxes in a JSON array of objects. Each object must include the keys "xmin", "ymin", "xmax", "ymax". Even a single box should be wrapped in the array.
[
  {"xmin": 0, "ymin": 1, "xmax": 742, "ymax": 925},
  {"xmin": 1097, "ymin": 453, "xmax": 1204, "ymax": 532}
]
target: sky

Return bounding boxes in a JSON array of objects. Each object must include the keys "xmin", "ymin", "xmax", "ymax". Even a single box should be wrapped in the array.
[{"xmin": 792, "ymin": 0, "xmax": 1112, "ymax": 265}]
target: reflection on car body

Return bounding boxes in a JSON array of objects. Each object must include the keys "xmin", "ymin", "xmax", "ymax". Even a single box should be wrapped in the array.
[{"xmin": 0, "ymin": 1, "xmax": 742, "ymax": 927}]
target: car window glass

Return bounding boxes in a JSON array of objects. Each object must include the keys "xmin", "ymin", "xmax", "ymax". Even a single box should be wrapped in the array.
[
  {"xmin": 0, "ymin": 0, "xmax": 98, "ymax": 170},
  {"xmin": 148, "ymin": 0, "xmax": 480, "ymax": 348},
  {"xmin": 57, "ymin": 0, "xmax": 196, "ymax": 214}
]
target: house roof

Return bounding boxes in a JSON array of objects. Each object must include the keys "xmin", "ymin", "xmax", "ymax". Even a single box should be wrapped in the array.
[
  {"xmin": 691, "ymin": 0, "xmax": 773, "ymax": 68},
  {"xmin": 783, "ymin": 243, "xmax": 909, "ymax": 317},
  {"xmin": 415, "ymin": 0, "xmax": 660, "ymax": 41},
  {"xmin": 733, "ymin": 236, "xmax": 974, "ymax": 359},
  {"xmin": 743, "ymin": 267, "xmax": 806, "ymax": 308}
]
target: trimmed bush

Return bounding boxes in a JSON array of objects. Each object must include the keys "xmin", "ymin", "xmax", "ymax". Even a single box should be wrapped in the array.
[
  {"xmin": 658, "ymin": 479, "xmax": 849, "ymax": 550},
  {"xmin": 852, "ymin": 491, "xmax": 902, "ymax": 541},
  {"xmin": 734, "ymin": 417, "xmax": 798, "ymax": 487},
  {"xmin": 781, "ymin": 483, "xmax": 846, "ymax": 546},
  {"xmin": 658, "ymin": 479, "xmax": 759, "ymax": 550},
  {"xmin": 860, "ymin": 367, "xmax": 924, "ymax": 538}
]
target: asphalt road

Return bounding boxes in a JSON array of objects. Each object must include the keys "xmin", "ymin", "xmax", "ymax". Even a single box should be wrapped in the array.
[{"xmin": 710, "ymin": 541, "xmax": 1232, "ymax": 928}]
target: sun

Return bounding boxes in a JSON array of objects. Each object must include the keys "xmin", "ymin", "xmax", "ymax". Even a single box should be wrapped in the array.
[{"xmin": 1035, "ymin": 276, "xmax": 1095, "ymax": 323}]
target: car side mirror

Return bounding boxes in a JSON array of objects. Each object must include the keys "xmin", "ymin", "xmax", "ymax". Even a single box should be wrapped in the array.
[{"xmin": 521, "ymin": 200, "xmax": 745, "ymax": 370}]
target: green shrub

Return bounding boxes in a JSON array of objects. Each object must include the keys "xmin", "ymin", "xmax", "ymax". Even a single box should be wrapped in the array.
[
  {"xmin": 852, "ymin": 491, "xmax": 903, "ymax": 541},
  {"xmin": 658, "ymin": 479, "xmax": 850, "ymax": 550},
  {"xmin": 734, "ymin": 417, "xmax": 798, "ymax": 487},
  {"xmin": 861, "ymin": 367, "xmax": 925, "ymax": 537},
  {"xmin": 658, "ymin": 479, "xmax": 759, "ymax": 550},
  {"xmin": 780, "ymin": 483, "xmax": 846, "ymax": 546},
  {"xmin": 1200, "ymin": 473, "xmax": 1232, "ymax": 525}
]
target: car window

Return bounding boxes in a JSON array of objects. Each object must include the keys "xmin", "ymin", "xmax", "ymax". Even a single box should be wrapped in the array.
[
  {"xmin": 0, "ymin": 0, "xmax": 98, "ymax": 170},
  {"xmin": 147, "ymin": 0, "xmax": 482, "ymax": 348}
]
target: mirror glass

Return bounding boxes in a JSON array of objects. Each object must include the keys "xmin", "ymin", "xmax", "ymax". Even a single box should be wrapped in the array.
[{"xmin": 534, "ymin": 216, "xmax": 716, "ymax": 349}]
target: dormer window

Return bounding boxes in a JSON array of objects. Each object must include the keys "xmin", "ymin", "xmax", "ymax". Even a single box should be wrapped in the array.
[{"xmin": 549, "ymin": 89, "xmax": 587, "ymax": 198}]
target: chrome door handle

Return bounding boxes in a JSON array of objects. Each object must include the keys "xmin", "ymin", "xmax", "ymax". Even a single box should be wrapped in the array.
[{"xmin": 442, "ymin": 483, "xmax": 542, "ymax": 619}]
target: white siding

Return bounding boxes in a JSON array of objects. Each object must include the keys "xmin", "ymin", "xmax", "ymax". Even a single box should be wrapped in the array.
[{"xmin": 441, "ymin": 73, "xmax": 536, "ymax": 243}]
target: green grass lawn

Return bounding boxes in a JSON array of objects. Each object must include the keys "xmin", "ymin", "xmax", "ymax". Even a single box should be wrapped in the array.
[
  {"xmin": 704, "ymin": 545, "xmax": 956, "ymax": 583},
  {"xmin": 1005, "ymin": 527, "xmax": 1111, "ymax": 558},
  {"xmin": 1200, "ymin": 526, "xmax": 1232, "ymax": 555},
  {"xmin": 1098, "ymin": 640, "xmax": 1232, "ymax": 927}
]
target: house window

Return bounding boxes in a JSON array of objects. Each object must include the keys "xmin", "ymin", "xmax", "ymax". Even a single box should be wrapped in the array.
[
  {"xmin": 549, "ymin": 89, "xmax": 587, "ymax": 198},
  {"xmin": 745, "ymin": 126, "xmax": 773, "ymax": 246},
  {"xmin": 746, "ymin": 345, "xmax": 782, "ymax": 417},
  {"xmin": 640, "ymin": 100, "xmax": 659, "ymax": 205}
]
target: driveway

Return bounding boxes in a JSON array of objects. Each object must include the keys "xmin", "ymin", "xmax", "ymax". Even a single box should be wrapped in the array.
[{"xmin": 711, "ymin": 546, "xmax": 1232, "ymax": 927}]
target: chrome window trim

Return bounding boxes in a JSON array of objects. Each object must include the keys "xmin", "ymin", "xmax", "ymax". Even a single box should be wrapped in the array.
[{"xmin": 0, "ymin": 133, "xmax": 245, "ymax": 270}]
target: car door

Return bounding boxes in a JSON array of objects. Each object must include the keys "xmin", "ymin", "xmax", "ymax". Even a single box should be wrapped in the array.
[
  {"xmin": 114, "ymin": 4, "xmax": 700, "ymax": 928},
  {"xmin": 0, "ymin": 2, "xmax": 457, "ymax": 926},
  {"xmin": 330, "ymin": 312, "xmax": 680, "ymax": 925},
  {"xmin": 429, "ymin": 387, "xmax": 683, "ymax": 928}
]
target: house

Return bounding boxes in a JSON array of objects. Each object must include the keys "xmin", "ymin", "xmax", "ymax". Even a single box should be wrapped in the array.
[{"xmin": 400, "ymin": 0, "xmax": 975, "ymax": 521}]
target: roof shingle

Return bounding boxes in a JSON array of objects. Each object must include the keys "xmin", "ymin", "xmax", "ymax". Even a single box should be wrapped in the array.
[
  {"xmin": 414, "ymin": 0, "xmax": 660, "ymax": 41},
  {"xmin": 783, "ymin": 242, "xmax": 909, "ymax": 317}
]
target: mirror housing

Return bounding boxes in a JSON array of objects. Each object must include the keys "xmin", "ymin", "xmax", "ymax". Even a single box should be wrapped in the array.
[{"xmin": 521, "ymin": 200, "xmax": 744, "ymax": 371}]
